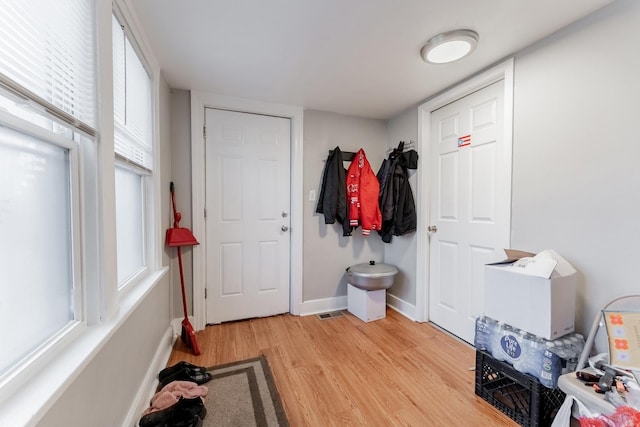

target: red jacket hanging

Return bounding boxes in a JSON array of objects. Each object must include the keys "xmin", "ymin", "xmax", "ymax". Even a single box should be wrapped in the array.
[{"xmin": 346, "ymin": 149, "xmax": 382, "ymax": 236}]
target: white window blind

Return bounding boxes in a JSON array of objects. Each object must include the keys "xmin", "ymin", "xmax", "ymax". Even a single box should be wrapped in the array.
[
  {"xmin": 112, "ymin": 14, "xmax": 153, "ymax": 171},
  {"xmin": 0, "ymin": 0, "xmax": 96, "ymax": 132},
  {"xmin": 0, "ymin": 0, "xmax": 93, "ymax": 378}
]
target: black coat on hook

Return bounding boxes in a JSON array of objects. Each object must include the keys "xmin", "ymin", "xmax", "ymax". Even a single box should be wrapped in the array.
[
  {"xmin": 377, "ymin": 141, "xmax": 418, "ymax": 243},
  {"xmin": 316, "ymin": 146, "xmax": 352, "ymax": 236}
]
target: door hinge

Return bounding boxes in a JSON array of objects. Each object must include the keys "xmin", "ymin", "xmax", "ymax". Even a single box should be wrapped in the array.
[
  {"xmin": 203, "ymin": 125, "xmax": 206, "ymax": 138},
  {"xmin": 204, "ymin": 207, "xmax": 207, "ymax": 219},
  {"xmin": 204, "ymin": 288, "xmax": 207, "ymax": 299}
]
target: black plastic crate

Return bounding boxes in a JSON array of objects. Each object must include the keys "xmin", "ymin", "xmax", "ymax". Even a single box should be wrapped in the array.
[{"xmin": 475, "ymin": 350, "xmax": 566, "ymax": 427}]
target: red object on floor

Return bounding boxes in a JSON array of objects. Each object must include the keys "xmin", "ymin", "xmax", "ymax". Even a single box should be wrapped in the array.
[{"xmin": 166, "ymin": 182, "xmax": 201, "ymax": 356}]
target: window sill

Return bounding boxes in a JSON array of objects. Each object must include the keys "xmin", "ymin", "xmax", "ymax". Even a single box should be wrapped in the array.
[{"xmin": 0, "ymin": 267, "xmax": 168, "ymax": 427}]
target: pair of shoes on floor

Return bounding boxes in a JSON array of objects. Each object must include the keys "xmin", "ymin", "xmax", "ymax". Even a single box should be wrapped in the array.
[
  {"xmin": 158, "ymin": 368, "xmax": 212, "ymax": 391},
  {"xmin": 157, "ymin": 362, "xmax": 212, "ymax": 391},
  {"xmin": 158, "ymin": 361, "xmax": 206, "ymax": 382},
  {"xmin": 143, "ymin": 381, "xmax": 209, "ymax": 418},
  {"xmin": 139, "ymin": 396, "xmax": 206, "ymax": 427}
]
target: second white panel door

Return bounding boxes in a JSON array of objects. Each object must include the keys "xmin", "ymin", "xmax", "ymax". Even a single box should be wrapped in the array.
[{"xmin": 428, "ymin": 80, "xmax": 511, "ymax": 343}]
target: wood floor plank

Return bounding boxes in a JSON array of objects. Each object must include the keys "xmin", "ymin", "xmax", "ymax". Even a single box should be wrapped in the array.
[{"xmin": 166, "ymin": 309, "xmax": 519, "ymax": 426}]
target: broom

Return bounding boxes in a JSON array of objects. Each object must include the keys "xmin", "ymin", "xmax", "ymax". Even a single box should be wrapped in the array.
[{"xmin": 166, "ymin": 182, "xmax": 201, "ymax": 355}]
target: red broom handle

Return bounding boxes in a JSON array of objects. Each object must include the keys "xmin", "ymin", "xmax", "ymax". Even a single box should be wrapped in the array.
[
  {"xmin": 171, "ymin": 182, "xmax": 189, "ymax": 319},
  {"xmin": 177, "ymin": 246, "xmax": 189, "ymax": 320}
]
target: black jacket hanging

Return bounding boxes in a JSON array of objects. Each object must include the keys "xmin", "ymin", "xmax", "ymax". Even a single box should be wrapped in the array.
[
  {"xmin": 316, "ymin": 146, "xmax": 352, "ymax": 236},
  {"xmin": 390, "ymin": 159, "xmax": 416, "ymax": 237},
  {"xmin": 377, "ymin": 142, "xmax": 418, "ymax": 243}
]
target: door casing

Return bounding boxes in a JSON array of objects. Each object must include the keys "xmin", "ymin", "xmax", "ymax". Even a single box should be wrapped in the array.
[
  {"xmin": 415, "ymin": 58, "xmax": 514, "ymax": 323},
  {"xmin": 190, "ymin": 92, "xmax": 304, "ymax": 329}
]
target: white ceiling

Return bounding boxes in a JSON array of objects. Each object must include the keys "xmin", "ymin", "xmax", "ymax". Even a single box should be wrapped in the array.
[{"xmin": 131, "ymin": 0, "xmax": 613, "ymax": 120}]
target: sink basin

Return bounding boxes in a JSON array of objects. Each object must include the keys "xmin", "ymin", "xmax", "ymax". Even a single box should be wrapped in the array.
[{"xmin": 346, "ymin": 261, "xmax": 398, "ymax": 291}]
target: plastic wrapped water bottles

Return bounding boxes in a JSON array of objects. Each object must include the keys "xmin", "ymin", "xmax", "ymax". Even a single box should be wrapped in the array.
[
  {"xmin": 492, "ymin": 323, "xmax": 516, "ymax": 362},
  {"xmin": 569, "ymin": 334, "xmax": 585, "ymax": 357},
  {"xmin": 518, "ymin": 332, "xmax": 545, "ymax": 378},
  {"xmin": 540, "ymin": 341, "xmax": 562, "ymax": 388},
  {"xmin": 472, "ymin": 316, "xmax": 565, "ymax": 388},
  {"xmin": 474, "ymin": 315, "xmax": 498, "ymax": 351},
  {"xmin": 510, "ymin": 330, "xmax": 527, "ymax": 371},
  {"xmin": 553, "ymin": 339, "xmax": 578, "ymax": 375},
  {"xmin": 552, "ymin": 340, "xmax": 568, "ymax": 374},
  {"xmin": 562, "ymin": 338, "xmax": 579, "ymax": 373}
]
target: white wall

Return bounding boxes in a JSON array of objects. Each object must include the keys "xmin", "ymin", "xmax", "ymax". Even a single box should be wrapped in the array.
[
  {"xmin": 165, "ymin": 105, "xmax": 392, "ymax": 311},
  {"xmin": 163, "ymin": 1, "xmax": 640, "ymax": 335},
  {"xmin": 38, "ymin": 282, "xmax": 171, "ymax": 426},
  {"xmin": 303, "ymin": 110, "xmax": 388, "ymax": 302},
  {"xmin": 511, "ymin": 0, "xmax": 640, "ymax": 351},
  {"xmin": 381, "ymin": 0, "xmax": 640, "ymax": 337},
  {"xmin": 384, "ymin": 105, "xmax": 419, "ymax": 307}
]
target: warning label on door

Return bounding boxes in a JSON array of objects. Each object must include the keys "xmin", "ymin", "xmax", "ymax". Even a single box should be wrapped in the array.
[{"xmin": 458, "ymin": 134, "xmax": 471, "ymax": 148}]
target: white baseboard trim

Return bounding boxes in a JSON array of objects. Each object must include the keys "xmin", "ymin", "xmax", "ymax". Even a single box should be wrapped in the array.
[
  {"xmin": 298, "ymin": 296, "xmax": 347, "ymax": 316},
  {"xmin": 298, "ymin": 294, "xmax": 417, "ymax": 320},
  {"xmin": 122, "ymin": 326, "xmax": 174, "ymax": 427},
  {"xmin": 386, "ymin": 293, "xmax": 417, "ymax": 321}
]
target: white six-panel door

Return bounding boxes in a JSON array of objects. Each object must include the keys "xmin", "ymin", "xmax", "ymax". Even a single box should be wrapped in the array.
[
  {"xmin": 204, "ymin": 108, "xmax": 291, "ymax": 324},
  {"xmin": 428, "ymin": 80, "xmax": 510, "ymax": 343}
]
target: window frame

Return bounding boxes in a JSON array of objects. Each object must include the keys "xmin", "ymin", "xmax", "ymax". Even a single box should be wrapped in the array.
[
  {"xmin": 0, "ymin": 107, "xmax": 86, "ymax": 398},
  {"xmin": 111, "ymin": 6, "xmax": 158, "ymax": 294},
  {"xmin": 0, "ymin": 0, "xmax": 165, "ymax": 418},
  {"xmin": 114, "ymin": 161, "xmax": 151, "ymax": 291}
]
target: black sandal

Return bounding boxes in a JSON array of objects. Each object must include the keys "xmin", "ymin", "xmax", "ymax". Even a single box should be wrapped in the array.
[
  {"xmin": 139, "ymin": 396, "xmax": 206, "ymax": 427},
  {"xmin": 158, "ymin": 361, "xmax": 206, "ymax": 382}
]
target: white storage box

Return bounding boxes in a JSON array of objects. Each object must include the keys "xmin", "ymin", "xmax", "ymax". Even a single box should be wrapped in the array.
[
  {"xmin": 484, "ymin": 249, "xmax": 577, "ymax": 340},
  {"xmin": 347, "ymin": 284, "xmax": 386, "ymax": 322}
]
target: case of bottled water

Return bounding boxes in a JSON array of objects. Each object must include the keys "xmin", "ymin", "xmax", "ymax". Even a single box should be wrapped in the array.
[{"xmin": 474, "ymin": 316, "xmax": 581, "ymax": 388}]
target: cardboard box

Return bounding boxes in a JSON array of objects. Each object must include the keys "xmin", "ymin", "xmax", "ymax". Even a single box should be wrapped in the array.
[
  {"xmin": 347, "ymin": 284, "xmax": 386, "ymax": 322},
  {"xmin": 484, "ymin": 249, "xmax": 576, "ymax": 340}
]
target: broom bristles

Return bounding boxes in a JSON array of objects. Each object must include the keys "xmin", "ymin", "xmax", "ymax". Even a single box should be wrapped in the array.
[{"xmin": 181, "ymin": 321, "xmax": 201, "ymax": 355}]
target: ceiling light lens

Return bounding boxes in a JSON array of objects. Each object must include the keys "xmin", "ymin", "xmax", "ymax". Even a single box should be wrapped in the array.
[
  {"xmin": 426, "ymin": 40, "xmax": 472, "ymax": 64},
  {"xmin": 421, "ymin": 29, "xmax": 479, "ymax": 64}
]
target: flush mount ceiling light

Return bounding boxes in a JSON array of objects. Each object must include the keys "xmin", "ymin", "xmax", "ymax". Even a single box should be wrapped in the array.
[{"xmin": 420, "ymin": 29, "xmax": 479, "ymax": 64}]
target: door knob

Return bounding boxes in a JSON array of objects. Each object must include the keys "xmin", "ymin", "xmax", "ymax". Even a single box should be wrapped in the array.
[
  {"xmin": 281, "ymin": 225, "xmax": 289, "ymax": 232},
  {"xmin": 282, "ymin": 211, "xmax": 288, "ymax": 218},
  {"xmin": 428, "ymin": 225, "xmax": 437, "ymax": 232}
]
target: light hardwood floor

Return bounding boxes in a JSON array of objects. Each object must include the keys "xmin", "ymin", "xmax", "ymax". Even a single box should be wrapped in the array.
[{"xmin": 167, "ymin": 308, "xmax": 518, "ymax": 426}]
